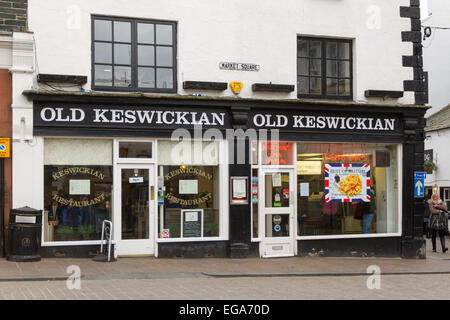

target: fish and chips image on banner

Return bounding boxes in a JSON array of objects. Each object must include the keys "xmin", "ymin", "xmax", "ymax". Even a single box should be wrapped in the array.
[{"xmin": 324, "ymin": 164, "xmax": 371, "ymax": 203}]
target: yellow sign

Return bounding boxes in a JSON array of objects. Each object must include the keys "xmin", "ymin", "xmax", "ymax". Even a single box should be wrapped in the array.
[
  {"xmin": 230, "ymin": 81, "xmax": 243, "ymax": 94},
  {"xmin": 0, "ymin": 138, "xmax": 10, "ymax": 158}
]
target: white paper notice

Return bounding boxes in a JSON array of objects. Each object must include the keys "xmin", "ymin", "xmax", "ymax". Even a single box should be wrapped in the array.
[
  {"xmin": 129, "ymin": 177, "xmax": 144, "ymax": 184},
  {"xmin": 185, "ymin": 211, "xmax": 199, "ymax": 222},
  {"xmin": 272, "ymin": 174, "xmax": 282, "ymax": 187},
  {"xmin": 233, "ymin": 178, "xmax": 247, "ymax": 199},
  {"xmin": 69, "ymin": 180, "xmax": 91, "ymax": 195},
  {"xmin": 300, "ymin": 183, "xmax": 310, "ymax": 197},
  {"xmin": 179, "ymin": 180, "xmax": 198, "ymax": 194}
]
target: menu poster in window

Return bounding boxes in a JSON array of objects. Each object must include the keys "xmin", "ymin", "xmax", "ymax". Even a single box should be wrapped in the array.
[
  {"xmin": 69, "ymin": 179, "xmax": 91, "ymax": 195},
  {"xmin": 179, "ymin": 180, "xmax": 198, "ymax": 195},
  {"xmin": 233, "ymin": 178, "xmax": 246, "ymax": 199},
  {"xmin": 182, "ymin": 209, "xmax": 203, "ymax": 238},
  {"xmin": 300, "ymin": 183, "xmax": 310, "ymax": 197},
  {"xmin": 324, "ymin": 164, "xmax": 371, "ymax": 203},
  {"xmin": 272, "ymin": 174, "xmax": 282, "ymax": 187},
  {"xmin": 230, "ymin": 177, "xmax": 249, "ymax": 204}
]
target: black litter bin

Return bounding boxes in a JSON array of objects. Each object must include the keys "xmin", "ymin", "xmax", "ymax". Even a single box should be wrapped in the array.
[{"xmin": 7, "ymin": 207, "xmax": 42, "ymax": 262}]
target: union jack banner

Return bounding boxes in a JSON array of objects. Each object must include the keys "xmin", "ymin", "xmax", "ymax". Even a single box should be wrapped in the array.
[{"xmin": 324, "ymin": 163, "xmax": 371, "ymax": 203}]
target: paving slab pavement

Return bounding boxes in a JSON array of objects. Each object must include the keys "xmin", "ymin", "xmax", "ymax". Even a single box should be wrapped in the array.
[{"xmin": 0, "ymin": 237, "xmax": 449, "ymax": 281}]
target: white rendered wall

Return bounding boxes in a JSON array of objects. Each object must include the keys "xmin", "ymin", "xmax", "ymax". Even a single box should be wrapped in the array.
[
  {"xmin": 425, "ymin": 128, "xmax": 450, "ymax": 189},
  {"xmin": 12, "ymin": 137, "xmax": 44, "ymax": 209},
  {"xmin": 9, "ymin": 32, "xmax": 39, "ymax": 209},
  {"xmin": 422, "ymin": 0, "xmax": 450, "ymax": 115},
  {"xmin": 28, "ymin": 0, "xmax": 415, "ymax": 104},
  {"xmin": 0, "ymin": 33, "xmax": 12, "ymax": 69}
]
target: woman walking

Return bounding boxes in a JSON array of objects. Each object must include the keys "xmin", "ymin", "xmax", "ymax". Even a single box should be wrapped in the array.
[
  {"xmin": 429, "ymin": 193, "xmax": 448, "ymax": 253},
  {"xmin": 423, "ymin": 193, "xmax": 431, "ymax": 238}
]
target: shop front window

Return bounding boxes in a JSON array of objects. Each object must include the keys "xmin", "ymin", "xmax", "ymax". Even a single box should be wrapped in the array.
[
  {"xmin": 297, "ymin": 143, "xmax": 399, "ymax": 236},
  {"xmin": 251, "ymin": 168, "xmax": 259, "ymax": 239},
  {"xmin": 157, "ymin": 140, "xmax": 221, "ymax": 239},
  {"xmin": 265, "ymin": 173, "xmax": 290, "ymax": 208},
  {"xmin": 261, "ymin": 141, "xmax": 294, "ymax": 165},
  {"xmin": 119, "ymin": 142, "xmax": 153, "ymax": 159},
  {"xmin": 43, "ymin": 139, "xmax": 113, "ymax": 242}
]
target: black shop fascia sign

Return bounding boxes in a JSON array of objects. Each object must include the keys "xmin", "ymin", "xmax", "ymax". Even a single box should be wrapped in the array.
[
  {"xmin": 33, "ymin": 100, "xmax": 403, "ymax": 139},
  {"xmin": 33, "ymin": 101, "xmax": 232, "ymax": 136},
  {"xmin": 247, "ymin": 110, "xmax": 403, "ymax": 137}
]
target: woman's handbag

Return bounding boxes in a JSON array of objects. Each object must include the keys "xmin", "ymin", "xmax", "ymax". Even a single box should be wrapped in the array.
[{"xmin": 429, "ymin": 211, "xmax": 449, "ymax": 231}]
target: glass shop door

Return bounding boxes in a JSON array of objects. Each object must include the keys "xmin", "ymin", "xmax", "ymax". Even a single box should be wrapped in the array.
[
  {"xmin": 260, "ymin": 168, "xmax": 295, "ymax": 258},
  {"xmin": 115, "ymin": 165, "xmax": 155, "ymax": 256}
]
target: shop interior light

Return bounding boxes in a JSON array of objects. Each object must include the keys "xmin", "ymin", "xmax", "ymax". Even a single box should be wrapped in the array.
[
  {"xmin": 297, "ymin": 160, "xmax": 322, "ymax": 175},
  {"xmin": 297, "ymin": 153, "xmax": 323, "ymax": 161}
]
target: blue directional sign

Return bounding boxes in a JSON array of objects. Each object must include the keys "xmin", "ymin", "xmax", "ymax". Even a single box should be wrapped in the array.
[{"xmin": 414, "ymin": 172, "xmax": 426, "ymax": 198}]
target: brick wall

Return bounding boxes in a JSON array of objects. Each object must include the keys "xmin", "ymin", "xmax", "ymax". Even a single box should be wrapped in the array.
[
  {"xmin": 0, "ymin": 0, "xmax": 27, "ymax": 32},
  {"xmin": 0, "ymin": 70, "xmax": 12, "ymax": 230}
]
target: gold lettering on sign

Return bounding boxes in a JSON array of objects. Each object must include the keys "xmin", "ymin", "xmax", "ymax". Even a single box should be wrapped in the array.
[
  {"xmin": 164, "ymin": 168, "xmax": 212, "ymax": 181},
  {"xmin": 52, "ymin": 193, "xmax": 106, "ymax": 208},
  {"xmin": 165, "ymin": 192, "xmax": 212, "ymax": 206},
  {"xmin": 52, "ymin": 167, "xmax": 105, "ymax": 181}
]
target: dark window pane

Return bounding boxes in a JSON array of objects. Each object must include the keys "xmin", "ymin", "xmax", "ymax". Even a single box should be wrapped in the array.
[
  {"xmin": 264, "ymin": 173, "xmax": 291, "ymax": 207},
  {"xmin": 156, "ymin": 24, "xmax": 173, "ymax": 45},
  {"xmin": 338, "ymin": 61, "xmax": 350, "ymax": 78},
  {"xmin": 114, "ymin": 21, "xmax": 131, "ymax": 43},
  {"xmin": 114, "ymin": 44, "xmax": 131, "ymax": 65},
  {"xmin": 94, "ymin": 20, "xmax": 112, "ymax": 41},
  {"xmin": 297, "ymin": 58, "xmax": 309, "ymax": 76},
  {"xmin": 327, "ymin": 42, "xmax": 338, "ymax": 59},
  {"xmin": 310, "ymin": 59, "xmax": 321, "ymax": 76},
  {"xmin": 298, "ymin": 77, "xmax": 309, "ymax": 94},
  {"xmin": 92, "ymin": 18, "xmax": 176, "ymax": 91},
  {"xmin": 339, "ymin": 79, "xmax": 351, "ymax": 96},
  {"xmin": 138, "ymin": 67, "xmax": 155, "ymax": 88},
  {"xmin": 138, "ymin": 45, "xmax": 155, "ymax": 66},
  {"xmin": 326, "ymin": 78, "xmax": 338, "ymax": 95},
  {"xmin": 138, "ymin": 23, "xmax": 155, "ymax": 44},
  {"xmin": 298, "ymin": 39, "xmax": 309, "ymax": 57},
  {"xmin": 338, "ymin": 42, "xmax": 350, "ymax": 59},
  {"xmin": 261, "ymin": 171, "xmax": 293, "ymax": 208},
  {"xmin": 310, "ymin": 77, "xmax": 322, "ymax": 95},
  {"xmin": 119, "ymin": 142, "xmax": 153, "ymax": 158},
  {"xmin": 45, "ymin": 164, "xmax": 113, "ymax": 242},
  {"xmin": 265, "ymin": 214, "xmax": 290, "ymax": 237},
  {"xmin": 114, "ymin": 66, "xmax": 132, "ymax": 87},
  {"xmin": 326, "ymin": 60, "xmax": 338, "ymax": 77},
  {"xmin": 310, "ymin": 40, "xmax": 322, "ymax": 58},
  {"xmin": 121, "ymin": 168, "xmax": 149, "ymax": 240},
  {"xmin": 95, "ymin": 43, "xmax": 112, "ymax": 64},
  {"xmin": 156, "ymin": 68, "xmax": 173, "ymax": 89},
  {"xmin": 156, "ymin": 46, "xmax": 173, "ymax": 67},
  {"xmin": 95, "ymin": 65, "xmax": 112, "ymax": 86}
]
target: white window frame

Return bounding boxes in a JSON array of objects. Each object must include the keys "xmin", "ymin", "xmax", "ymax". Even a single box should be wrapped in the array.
[
  {"xmin": 113, "ymin": 138, "xmax": 158, "ymax": 256},
  {"xmin": 296, "ymin": 143, "xmax": 403, "ymax": 240},
  {"xmin": 251, "ymin": 141, "xmax": 298, "ymax": 243},
  {"xmin": 41, "ymin": 136, "xmax": 116, "ymax": 247},
  {"xmin": 116, "ymin": 140, "xmax": 155, "ymax": 164},
  {"xmin": 155, "ymin": 138, "xmax": 229, "ymax": 243},
  {"xmin": 250, "ymin": 141, "xmax": 403, "ymax": 242}
]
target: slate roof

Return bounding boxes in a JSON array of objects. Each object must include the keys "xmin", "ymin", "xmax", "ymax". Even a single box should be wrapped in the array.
[{"xmin": 426, "ymin": 104, "xmax": 450, "ymax": 132}]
